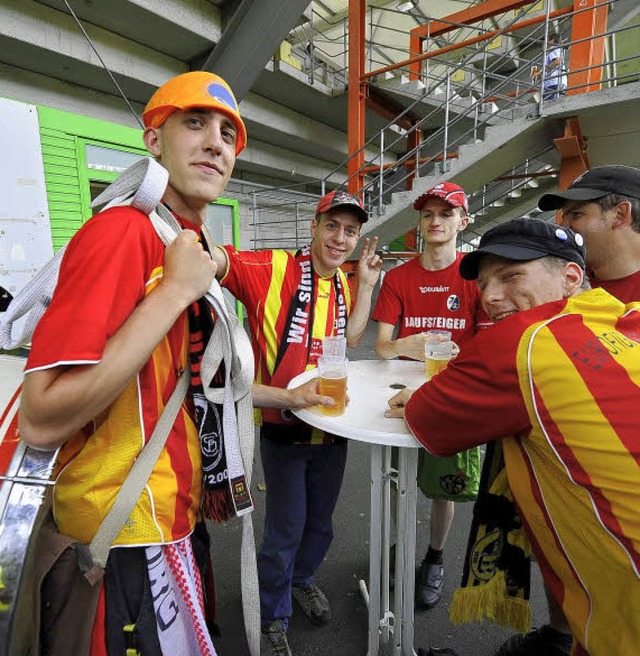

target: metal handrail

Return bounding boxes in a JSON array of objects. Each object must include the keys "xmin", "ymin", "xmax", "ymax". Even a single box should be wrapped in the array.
[{"xmin": 251, "ymin": 0, "xmax": 639, "ymax": 250}]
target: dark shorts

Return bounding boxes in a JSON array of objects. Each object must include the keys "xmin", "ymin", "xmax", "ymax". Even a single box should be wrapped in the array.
[{"xmin": 103, "ymin": 523, "xmax": 212, "ymax": 655}]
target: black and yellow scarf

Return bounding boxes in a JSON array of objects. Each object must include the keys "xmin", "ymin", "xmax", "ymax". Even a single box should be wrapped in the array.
[{"xmin": 449, "ymin": 440, "xmax": 532, "ymax": 633}]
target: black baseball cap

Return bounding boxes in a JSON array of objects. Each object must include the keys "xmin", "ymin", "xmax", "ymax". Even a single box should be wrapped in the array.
[
  {"xmin": 316, "ymin": 190, "xmax": 369, "ymax": 223},
  {"xmin": 538, "ymin": 165, "xmax": 640, "ymax": 211},
  {"xmin": 459, "ymin": 218, "xmax": 586, "ymax": 280}
]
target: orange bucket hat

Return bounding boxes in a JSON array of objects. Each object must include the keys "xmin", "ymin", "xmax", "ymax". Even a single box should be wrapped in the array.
[{"xmin": 143, "ymin": 71, "xmax": 247, "ymax": 155}]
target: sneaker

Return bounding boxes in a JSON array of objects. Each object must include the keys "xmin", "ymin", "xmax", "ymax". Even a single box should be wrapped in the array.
[
  {"xmin": 494, "ymin": 625, "xmax": 573, "ymax": 656},
  {"xmin": 415, "ymin": 557, "xmax": 444, "ymax": 609},
  {"xmin": 292, "ymin": 583, "xmax": 332, "ymax": 626},
  {"xmin": 261, "ymin": 620, "xmax": 292, "ymax": 656}
]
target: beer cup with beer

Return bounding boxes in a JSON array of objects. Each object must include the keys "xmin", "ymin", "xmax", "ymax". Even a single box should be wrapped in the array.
[
  {"xmin": 317, "ymin": 355, "xmax": 348, "ymax": 416},
  {"xmin": 424, "ymin": 330, "xmax": 453, "ymax": 381}
]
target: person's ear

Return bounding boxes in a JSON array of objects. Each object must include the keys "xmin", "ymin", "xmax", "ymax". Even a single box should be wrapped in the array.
[
  {"xmin": 563, "ymin": 262, "xmax": 583, "ymax": 296},
  {"xmin": 310, "ymin": 217, "xmax": 318, "ymax": 240},
  {"xmin": 612, "ymin": 200, "xmax": 633, "ymax": 229},
  {"xmin": 458, "ymin": 213, "xmax": 470, "ymax": 231},
  {"xmin": 143, "ymin": 127, "xmax": 162, "ymax": 158}
]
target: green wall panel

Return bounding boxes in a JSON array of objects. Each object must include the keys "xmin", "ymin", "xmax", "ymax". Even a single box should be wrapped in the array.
[
  {"xmin": 37, "ymin": 106, "xmax": 146, "ymax": 251},
  {"xmin": 615, "ymin": 16, "xmax": 640, "ymax": 85}
]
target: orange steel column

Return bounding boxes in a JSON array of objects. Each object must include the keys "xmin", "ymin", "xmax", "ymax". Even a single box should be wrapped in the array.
[
  {"xmin": 567, "ymin": 0, "xmax": 609, "ymax": 95},
  {"xmin": 348, "ymin": 0, "xmax": 367, "ymax": 195},
  {"xmin": 409, "ymin": 33, "xmax": 423, "ymax": 81},
  {"xmin": 553, "ymin": 116, "xmax": 591, "ymax": 223}
]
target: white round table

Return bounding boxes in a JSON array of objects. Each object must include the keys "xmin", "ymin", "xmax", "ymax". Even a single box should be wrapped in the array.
[{"xmin": 289, "ymin": 359, "xmax": 424, "ymax": 656}]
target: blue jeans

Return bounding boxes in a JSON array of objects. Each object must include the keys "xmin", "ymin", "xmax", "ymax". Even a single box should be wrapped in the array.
[{"xmin": 257, "ymin": 432, "xmax": 348, "ymax": 628}]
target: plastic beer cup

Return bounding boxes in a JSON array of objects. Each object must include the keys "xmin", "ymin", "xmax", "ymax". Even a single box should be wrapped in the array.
[
  {"xmin": 317, "ymin": 356, "xmax": 348, "ymax": 416},
  {"xmin": 424, "ymin": 330, "xmax": 453, "ymax": 381},
  {"xmin": 322, "ymin": 335, "xmax": 347, "ymax": 359}
]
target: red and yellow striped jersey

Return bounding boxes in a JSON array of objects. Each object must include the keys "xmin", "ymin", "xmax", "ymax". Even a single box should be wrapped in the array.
[
  {"xmin": 27, "ymin": 207, "xmax": 202, "ymax": 546},
  {"xmin": 221, "ymin": 246, "xmax": 352, "ymax": 432},
  {"xmin": 405, "ymin": 288, "xmax": 640, "ymax": 655}
]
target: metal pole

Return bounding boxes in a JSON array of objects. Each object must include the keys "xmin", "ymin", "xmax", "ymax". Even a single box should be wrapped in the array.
[
  {"xmin": 309, "ymin": 8, "xmax": 315, "ymax": 85},
  {"xmin": 441, "ymin": 74, "xmax": 451, "ymax": 173},
  {"xmin": 343, "ymin": 18, "xmax": 347, "ymax": 78},
  {"xmin": 611, "ymin": 31, "xmax": 618, "ymax": 87},
  {"xmin": 425, "ymin": 21, "xmax": 431, "ymax": 87},
  {"xmin": 378, "ymin": 129, "xmax": 385, "ymax": 214},
  {"xmin": 369, "ymin": 5, "xmax": 373, "ymax": 74},
  {"xmin": 538, "ymin": 0, "xmax": 553, "ymax": 115},
  {"xmin": 251, "ymin": 190, "xmax": 258, "ymax": 249}
]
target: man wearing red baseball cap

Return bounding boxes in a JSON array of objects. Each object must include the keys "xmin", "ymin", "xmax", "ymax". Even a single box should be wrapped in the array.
[
  {"xmin": 20, "ymin": 71, "xmax": 249, "ymax": 655},
  {"xmin": 371, "ymin": 181, "xmax": 490, "ymax": 609},
  {"xmin": 208, "ymin": 189, "xmax": 381, "ymax": 655}
]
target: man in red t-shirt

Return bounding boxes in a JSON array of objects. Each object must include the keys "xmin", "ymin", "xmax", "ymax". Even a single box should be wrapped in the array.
[
  {"xmin": 18, "ymin": 72, "xmax": 248, "ymax": 655},
  {"xmin": 371, "ymin": 182, "xmax": 489, "ymax": 609},
  {"xmin": 539, "ymin": 164, "xmax": 640, "ymax": 304}
]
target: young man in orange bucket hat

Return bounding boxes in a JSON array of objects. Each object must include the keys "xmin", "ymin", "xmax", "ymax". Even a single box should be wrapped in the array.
[{"xmin": 19, "ymin": 71, "xmax": 247, "ymax": 655}]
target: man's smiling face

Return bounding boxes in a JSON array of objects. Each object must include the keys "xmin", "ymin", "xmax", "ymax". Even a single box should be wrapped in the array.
[
  {"xmin": 144, "ymin": 107, "xmax": 237, "ymax": 224},
  {"xmin": 477, "ymin": 255, "xmax": 567, "ymax": 322},
  {"xmin": 310, "ymin": 210, "xmax": 362, "ymax": 277}
]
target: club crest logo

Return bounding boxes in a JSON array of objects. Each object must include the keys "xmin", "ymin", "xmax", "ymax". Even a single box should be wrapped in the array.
[
  {"xmin": 447, "ymin": 294, "xmax": 461, "ymax": 312},
  {"xmin": 193, "ymin": 393, "xmax": 224, "ymax": 472}
]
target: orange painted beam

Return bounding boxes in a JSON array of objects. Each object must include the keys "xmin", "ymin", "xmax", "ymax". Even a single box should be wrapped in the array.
[
  {"xmin": 553, "ymin": 116, "xmax": 590, "ymax": 223},
  {"xmin": 348, "ymin": 0, "xmax": 366, "ymax": 195},
  {"xmin": 409, "ymin": 33, "xmax": 422, "ymax": 81},
  {"xmin": 411, "ymin": 0, "xmax": 538, "ymax": 40},
  {"xmin": 567, "ymin": 0, "xmax": 608, "ymax": 95},
  {"xmin": 365, "ymin": 6, "xmax": 573, "ymax": 81}
]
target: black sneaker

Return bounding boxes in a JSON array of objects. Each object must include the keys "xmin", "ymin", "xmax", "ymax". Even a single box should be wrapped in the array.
[
  {"xmin": 292, "ymin": 583, "xmax": 331, "ymax": 626},
  {"xmin": 415, "ymin": 557, "xmax": 444, "ymax": 609},
  {"xmin": 494, "ymin": 625, "xmax": 573, "ymax": 656},
  {"xmin": 261, "ymin": 620, "xmax": 292, "ymax": 656}
]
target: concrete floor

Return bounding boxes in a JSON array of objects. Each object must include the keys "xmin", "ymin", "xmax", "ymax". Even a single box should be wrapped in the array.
[{"xmin": 208, "ymin": 319, "xmax": 548, "ymax": 656}]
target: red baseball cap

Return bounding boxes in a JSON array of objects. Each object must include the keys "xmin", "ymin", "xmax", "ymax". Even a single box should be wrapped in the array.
[
  {"xmin": 143, "ymin": 71, "xmax": 247, "ymax": 155},
  {"xmin": 413, "ymin": 182, "xmax": 469, "ymax": 214},
  {"xmin": 316, "ymin": 190, "xmax": 369, "ymax": 223}
]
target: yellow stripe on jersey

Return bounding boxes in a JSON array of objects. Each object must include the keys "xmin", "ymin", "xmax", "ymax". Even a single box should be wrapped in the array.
[{"xmin": 264, "ymin": 250, "xmax": 290, "ymax": 375}]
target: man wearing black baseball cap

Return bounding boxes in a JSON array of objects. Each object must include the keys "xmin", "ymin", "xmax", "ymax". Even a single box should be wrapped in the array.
[
  {"xmin": 538, "ymin": 164, "xmax": 640, "ymax": 304},
  {"xmin": 385, "ymin": 217, "xmax": 640, "ymax": 656},
  {"xmin": 458, "ymin": 217, "xmax": 586, "ymax": 282}
]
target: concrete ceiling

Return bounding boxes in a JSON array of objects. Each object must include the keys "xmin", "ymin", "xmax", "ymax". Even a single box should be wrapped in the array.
[{"xmin": 2, "ymin": 0, "xmax": 639, "ymax": 245}]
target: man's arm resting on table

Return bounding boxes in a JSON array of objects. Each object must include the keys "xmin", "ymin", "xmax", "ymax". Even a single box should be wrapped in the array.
[
  {"xmin": 19, "ymin": 230, "xmax": 216, "ymax": 450},
  {"xmin": 375, "ymin": 321, "xmax": 429, "ymax": 361},
  {"xmin": 252, "ymin": 379, "xmax": 334, "ymax": 410}
]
